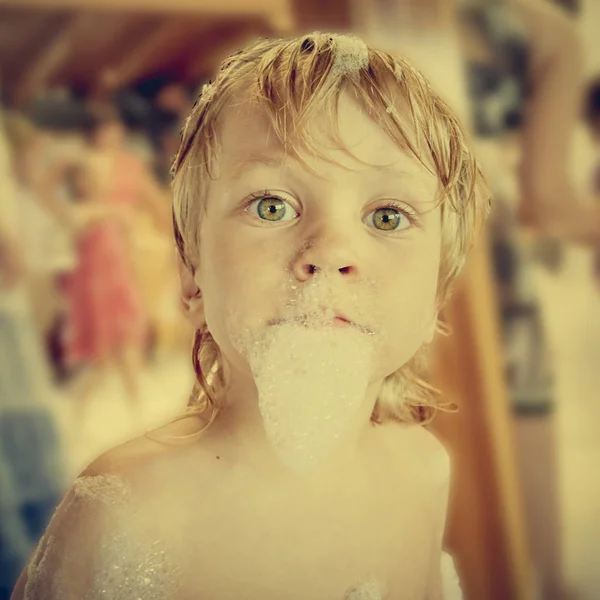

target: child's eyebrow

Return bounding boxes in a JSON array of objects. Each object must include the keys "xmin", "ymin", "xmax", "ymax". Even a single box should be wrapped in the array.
[{"xmin": 230, "ymin": 153, "xmax": 286, "ymax": 181}]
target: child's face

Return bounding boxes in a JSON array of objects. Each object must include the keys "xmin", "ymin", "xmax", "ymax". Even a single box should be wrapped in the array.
[{"xmin": 192, "ymin": 90, "xmax": 442, "ymax": 387}]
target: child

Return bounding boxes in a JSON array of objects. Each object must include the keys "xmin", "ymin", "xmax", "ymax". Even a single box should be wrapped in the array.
[{"xmin": 11, "ymin": 32, "xmax": 488, "ymax": 600}]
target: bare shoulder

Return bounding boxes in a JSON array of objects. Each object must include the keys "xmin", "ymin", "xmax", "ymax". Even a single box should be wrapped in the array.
[
  {"xmin": 12, "ymin": 414, "xmax": 209, "ymax": 600},
  {"xmin": 82, "ymin": 412, "xmax": 215, "ymax": 497},
  {"xmin": 11, "ymin": 460, "xmax": 130, "ymax": 599}
]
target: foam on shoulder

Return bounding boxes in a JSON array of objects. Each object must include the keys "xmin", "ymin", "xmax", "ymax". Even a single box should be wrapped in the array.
[
  {"xmin": 71, "ymin": 473, "xmax": 130, "ymax": 505},
  {"xmin": 345, "ymin": 577, "xmax": 387, "ymax": 600},
  {"xmin": 24, "ymin": 471, "xmax": 180, "ymax": 600}
]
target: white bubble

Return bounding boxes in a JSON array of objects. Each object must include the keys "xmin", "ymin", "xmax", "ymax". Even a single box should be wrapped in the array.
[
  {"xmin": 345, "ymin": 577, "xmax": 387, "ymax": 600},
  {"xmin": 330, "ymin": 34, "xmax": 370, "ymax": 79},
  {"xmin": 247, "ymin": 321, "xmax": 374, "ymax": 472},
  {"xmin": 226, "ymin": 272, "xmax": 383, "ymax": 472}
]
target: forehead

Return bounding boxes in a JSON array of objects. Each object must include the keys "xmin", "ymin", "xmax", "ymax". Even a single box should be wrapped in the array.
[{"xmin": 214, "ymin": 91, "xmax": 437, "ymax": 187}]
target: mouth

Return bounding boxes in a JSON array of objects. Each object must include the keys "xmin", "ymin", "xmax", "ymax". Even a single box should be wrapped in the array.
[
  {"xmin": 332, "ymin": 315, "xmax": 352, "ymax": 327},
  {"xmin": 268, "ymin": 313, "xmax": 374, "ymax": 335}
]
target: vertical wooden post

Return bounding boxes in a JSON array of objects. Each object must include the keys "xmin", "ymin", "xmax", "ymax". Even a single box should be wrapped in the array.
[{"xmin": 430, "ymin": 234, "xmax": 535, "ymax": 600}]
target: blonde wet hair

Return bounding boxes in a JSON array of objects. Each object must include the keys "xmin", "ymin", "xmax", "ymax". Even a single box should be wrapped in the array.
[{"xmin": 169, "ymin": 31, "xmax": 490, "ymax": 435}]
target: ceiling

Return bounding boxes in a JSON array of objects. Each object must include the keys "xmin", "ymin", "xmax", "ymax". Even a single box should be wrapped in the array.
[
  {"xmin": 0, "ymin": 1, "xmax": 291, "ymax": 104},
  {"xmin": 0, "ymin": 0, "xmax": 354, "ymax": 105}
]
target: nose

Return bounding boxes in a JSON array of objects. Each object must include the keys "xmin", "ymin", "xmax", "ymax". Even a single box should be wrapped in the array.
[{"xmin": 290, "ymin": 226, "xmax": 360, "ymax": 282}]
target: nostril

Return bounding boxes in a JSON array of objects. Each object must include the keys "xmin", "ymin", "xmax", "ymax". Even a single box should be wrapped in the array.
[{"xmin": 339, "ymin": 266, "xmax": 351, "ymax": 274}]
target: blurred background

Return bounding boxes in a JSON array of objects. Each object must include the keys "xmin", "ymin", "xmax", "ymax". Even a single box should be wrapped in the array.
[{"xmin": 0, "ymin": 0, "xmax": 599, "ymax": 599}]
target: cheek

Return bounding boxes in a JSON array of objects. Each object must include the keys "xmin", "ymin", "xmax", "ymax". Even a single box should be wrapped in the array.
[
  {"xmin": 199, "ymin": 223, "xmax": 290, "ymax": 330},
  {"xmin": 374, "ymin": 242, "xmax": 440, "ymax": 374}
]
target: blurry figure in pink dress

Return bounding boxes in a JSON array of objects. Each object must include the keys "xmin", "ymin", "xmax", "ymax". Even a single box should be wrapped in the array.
[{"xmin": 63, "ymin": 106, "xmax": 169, "ymax": 414}]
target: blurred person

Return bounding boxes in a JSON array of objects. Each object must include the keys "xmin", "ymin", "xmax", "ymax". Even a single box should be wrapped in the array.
[
  {"xmin": 0, "ymin": 111, "xmax": 66, "ymax": 600},
  {"xmin": 586, "ymin": 76, "xmax": 600, "ymax": 184},
  {"xmin": 150, "ymin": 82, "xmax": 194, "ymax": 185},
  {"xmin": 458, "ymin": 0, "xmax": 599, "ymax": 597},
  {"xmin": 154, "ymin": 81, "xmax": 193, "ymax": 123},
  {"xmin": 114, "ymin": 89, "xmax": 156, "ymax": 165},
  {"xmin": 60, "ymin": 105, "xmax": 170, "ymax": 416},
  {"xmin": 2, "ymin": 114, "xmax": 74, "ymax": 346},
  {"xmin": 10, "ymin": 31, "xmax": 491, "ymax": 600},
  {"xmin": 584, "ymin": 76, "xmax": 600, "ymax": 285}
]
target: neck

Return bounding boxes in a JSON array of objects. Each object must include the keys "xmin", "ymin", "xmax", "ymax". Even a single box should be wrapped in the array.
[{"xmin": 208, "ymin": 365, "xmax": 383, "ymax": 481}]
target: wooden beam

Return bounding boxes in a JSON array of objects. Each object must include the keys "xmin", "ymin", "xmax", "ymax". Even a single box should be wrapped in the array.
[
  {"xmin": 350, "ymin": 0, "xmax": 455, "ymax": 37},
  {"xmin": 430, "ymin": 236, "xmax": 535, "ymax": 600},
  {"xmin": 0, "ymin": 0, "xmax": 285, "ymax": 17},
  {"xmin": 12, "ymin": 12, "xmax": 93, "ymax": 106},
  {"xmin": 183, "ymin": 20, "xmax": 274, "ymax": 83},
  {"xmin": 290, "ymin": 0, "xmax": 352, "ymax": 31},
  {"xmin": 95, "ymin": 16, "xmax": 201, "ymax": 93}
]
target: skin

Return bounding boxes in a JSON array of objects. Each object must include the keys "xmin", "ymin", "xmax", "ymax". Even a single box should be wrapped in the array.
[
  {"xmin": 11, "ymin": 91, "xmax": 451, "ymax": 600},
  {"xmin": 181, "ymin": 90, "xmax": 442, "ymax": 467}
]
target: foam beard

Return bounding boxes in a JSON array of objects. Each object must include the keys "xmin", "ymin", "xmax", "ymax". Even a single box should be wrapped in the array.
[{"xmin": 237, "ymin": 280, "xmax": 377, "ymax": 473}]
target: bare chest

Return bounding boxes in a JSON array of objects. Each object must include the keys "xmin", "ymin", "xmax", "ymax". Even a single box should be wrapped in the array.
[{"xmin": 165, "ymin": 474, "xmax": 436, "ymax": 600}]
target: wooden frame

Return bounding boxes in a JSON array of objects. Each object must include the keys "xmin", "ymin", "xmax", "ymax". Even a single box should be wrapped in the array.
[
  {"xmin": 430, "ymin": 236, "xmax": 535, "ymax": 600},
  {"xmin": 0, "ymin": 0, "xmax": 291, "ymax": 20}
]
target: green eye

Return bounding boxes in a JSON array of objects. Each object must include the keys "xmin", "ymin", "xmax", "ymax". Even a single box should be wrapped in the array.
[
  {"xmin": 371, "ymin": 207, "xmax": 403, "ymax": 231},
  {"xmin": 257, "ymin": 197, "xmax": 287, "ymax": 221},
  {"xmin": 246, "ymin": 195, "xmax": 298, "ymax": 223}
]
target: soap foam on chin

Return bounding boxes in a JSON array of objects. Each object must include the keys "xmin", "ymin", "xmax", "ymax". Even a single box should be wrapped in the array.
[
  {"xmin": 244, "ymin": 318, "xmax": 374, "ymax": 473},
  {"xmin": 227, "ymin": 272, "xmax": 380, "ymax": 472}
]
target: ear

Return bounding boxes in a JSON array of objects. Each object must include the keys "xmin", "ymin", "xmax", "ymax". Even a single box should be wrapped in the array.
[{"xmin": 177, "ymin": 254, "xmax": 205, "ymax": 329}]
